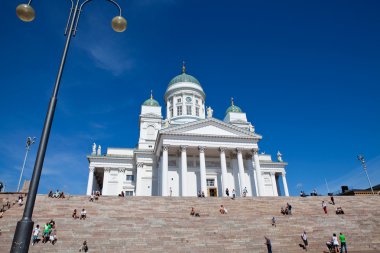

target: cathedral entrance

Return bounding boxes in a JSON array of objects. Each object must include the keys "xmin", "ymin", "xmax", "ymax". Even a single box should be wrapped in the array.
[
  {"xmin": 207, "ymin": 178, "xmax": 218, "ymax": 197},
  {"xmin": 208, "ymin": 188, "xmax": 218, "ymax": 197}
]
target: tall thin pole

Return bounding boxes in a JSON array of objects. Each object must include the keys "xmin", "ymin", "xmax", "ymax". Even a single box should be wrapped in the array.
[
  {"xmin": 11, "ymin": 1, "xmax": 80, "ymax": 252},
  {"xmin": 358, "ymin": 155, "xmax": 375, "ymax": 195},
  {"xmin": 16, "ymin": 147, "xmax": 29, "ymax": 192},
  {"xmin": 324, "ymin": 178, "xmax": 330, "ymax": 194},
  {"xmin": 17, "ymin": 137, "xmax": 35, "ymax": 192}
]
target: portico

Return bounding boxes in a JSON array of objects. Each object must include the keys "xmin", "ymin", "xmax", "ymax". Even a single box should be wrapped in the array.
[{"xmin": 154, "ymin": 118, "xmax": 289, "ymax": 197}]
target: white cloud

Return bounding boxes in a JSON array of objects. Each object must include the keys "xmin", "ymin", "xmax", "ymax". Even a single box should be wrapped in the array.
[{"xmin": 85, "ymin": 44, "xmax": 134, "ymax": 76}]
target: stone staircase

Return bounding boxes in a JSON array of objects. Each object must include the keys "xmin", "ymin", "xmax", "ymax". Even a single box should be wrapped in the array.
[{"xmin": 0, "ymin": 195, "xmax": 379, "ymax": 252}]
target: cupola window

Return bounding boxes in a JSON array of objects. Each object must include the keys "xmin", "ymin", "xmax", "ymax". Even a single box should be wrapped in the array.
[
  {"xmin": 177, "ymin": 98, "xmax": 182, "ymax": 103},
  {"xmin": 177, "ymin": 106, "xmax": 182, "ymax": 116},
  {"xmin": 170, "ymin": 107, "xmax": 173, "ymax": 117},
  {"xmin": 196, "ymin": 107, "xmax": 200, "ymax": 116},
  {"xmin": 186, "ymin": 105, "xmax": 192, "ymax": 115}
]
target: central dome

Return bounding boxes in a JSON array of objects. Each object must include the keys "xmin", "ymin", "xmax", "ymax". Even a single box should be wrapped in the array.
[{"xmin": 168, "ymin": 72, "xmax": 201, "ymax": 87}]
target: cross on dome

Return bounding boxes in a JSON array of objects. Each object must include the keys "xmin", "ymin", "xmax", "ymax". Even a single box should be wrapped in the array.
[
  {"xmin": 182, "ymin": 61, "xmax": 186, "ymax": 73},
  {"xmin": 226, "ymin": 97, "xmax": 243, "ymax": 114}
]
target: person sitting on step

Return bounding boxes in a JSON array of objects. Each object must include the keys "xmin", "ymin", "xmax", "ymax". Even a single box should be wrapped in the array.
[
  {"xmin": 281, "ymin": 207, "xmax": 286, "ymax": 215},
  {"xmin": 220, "ymin": 205, "xmax": 227, "ymax": 214},
  {"xmin": 89, "ymin": 194, "xmax": 94, "ymax": 202},
  {"xmin": 201, "ymin": 191, "xmax": 205, "ymax": 198},
  {"xmin": 336, "ymin": 207, "xmax": 345, "ymax": 215},
  {"xmin": 271, "ymin": 217, "xmax": 276, "ymax": 227},
  {"xmin": 72, "ymin": 209, "xmax": 78, "ymax": 219},
  {"xmin": 80, "ymin": 208, "xmax": 87, "ymax": 220},
  {"xmin": 286, "ymin": 203, "xmax": 292, "ymax": 215},
  {"xmin": 190, "ymin": 207, "xmax": 195, "ymax": 216},
  {"xmin": 95, "ymin": 190, "xmax": 100, "ymax": 200},
  {"xmin": 79, "ymin": 240, "xmax": 88, "ymax": 252}
]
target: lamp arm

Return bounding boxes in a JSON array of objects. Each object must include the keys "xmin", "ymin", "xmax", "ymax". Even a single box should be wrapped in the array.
[
  {"xmin": 64, "ymin": 0, "xmax": 75, "ymax": 36},
  {"xmin": 73, "ymin": 0, "xmax": 123, "ymax": 36},
  {"xmin": 106, "ymin": 0, "xmax": 122, "ymax": 16}
]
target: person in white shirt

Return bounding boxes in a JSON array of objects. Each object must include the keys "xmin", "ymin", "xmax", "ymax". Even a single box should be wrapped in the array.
[
  {"xmin": 80, "ymin": 208, "xmax": 87, "ymax": 220},
  {"xmin": 32, "ymin": 224, "xmax": 40, "ymax": 245},
  {"xmin": 301, "ymin": 231, "xmax": 308, "ymax": 251},
  {"xmin": 332, "ymin": 233, "xmax": 339, "ymax": 253}
]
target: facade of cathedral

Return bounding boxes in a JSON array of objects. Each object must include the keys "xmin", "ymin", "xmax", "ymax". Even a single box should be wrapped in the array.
[{"xmin": 86, "ymin": 66, "xmax": 289, "ymax": 197}]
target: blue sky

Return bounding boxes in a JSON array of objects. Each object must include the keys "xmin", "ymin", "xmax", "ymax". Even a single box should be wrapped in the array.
[{"xmin": 0, "ymin": 0, "xmax": 379, "ymax": 195}]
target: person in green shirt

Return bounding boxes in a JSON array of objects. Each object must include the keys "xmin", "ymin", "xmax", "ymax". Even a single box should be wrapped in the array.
[{"xmin": 339, "ymin": 232, "xmax": 347, "ymax": 253}]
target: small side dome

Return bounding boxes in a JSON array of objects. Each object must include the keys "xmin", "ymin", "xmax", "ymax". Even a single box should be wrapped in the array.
[
  {"xmin": 225, "ymin": 97, "xmax": 243, "ymax": 114},
  {"xmin": 143, "ymin": 91, "xmax": 160, "ymax": 107}
]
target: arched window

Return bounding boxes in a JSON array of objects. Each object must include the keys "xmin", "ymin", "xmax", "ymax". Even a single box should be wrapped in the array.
[{"xmin": 146, "ymin": 125, "xmax": 155, "ymax": 139}]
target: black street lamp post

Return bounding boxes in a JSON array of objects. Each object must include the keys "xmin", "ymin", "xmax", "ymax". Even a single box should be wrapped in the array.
[{"xmin": 11, "ymin": 1, "xmax": 127, "ymax": 252}]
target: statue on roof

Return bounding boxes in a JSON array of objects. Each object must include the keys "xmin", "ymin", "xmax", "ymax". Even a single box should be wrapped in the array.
[
  {"xmin": 97, "ymin": 145, "xmax": 102, "ymax": 156},
  {"xmin": 207, "ymin": 106, "xmax": 213, "ymax": 118},
  {"xmin": 164, "ymin": 119, "xmax": 169, "ymax": 128},
  {"xmin": 249, "ymin": 123, "xmax": 255, "ymax": 134},
  {"xmin": 92, "ymin": 143, "xmax": 96, "ymax": 155},
  {"xmin": 277, "ymin": 151, "xmax": 283, "ymax": 162}
]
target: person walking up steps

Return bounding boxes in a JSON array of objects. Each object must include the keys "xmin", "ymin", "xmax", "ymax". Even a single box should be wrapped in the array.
[
  {"xmin": 339, "ymin": 232, "xmax": 347, "ymax": 253},
  {"xmin": 264, "ymin": 236, "xmax": 272, "ymax": 253},
  {"xmin": 322, "ymin": 201, "xmax": 327, "ymax": 214},
  {"xmin": 301, "ymin": 231, "xmax": 308, "ymax": 251}
]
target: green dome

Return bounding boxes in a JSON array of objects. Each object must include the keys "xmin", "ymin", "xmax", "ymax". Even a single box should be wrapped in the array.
[
  {"xmin": 168, "ymin": 73, "xmax": 201, "ymax": 87},
  {"xmin": 226, "ymin": 105, "xmax": 243, "ymax": 114},
  {"xmin": 143, "ymin": 97, "xmax": 160, "ymax": 107}
]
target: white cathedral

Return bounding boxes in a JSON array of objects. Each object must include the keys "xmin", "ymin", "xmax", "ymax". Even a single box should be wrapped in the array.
[{"xmin": 86, "ymin": 65, "xmax": 289, "ymax": 197}]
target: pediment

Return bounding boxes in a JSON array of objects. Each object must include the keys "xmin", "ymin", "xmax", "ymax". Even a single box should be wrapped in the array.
[{"xmin": 160, "ymin": 118, "xmax": 258, "ymax": 138}]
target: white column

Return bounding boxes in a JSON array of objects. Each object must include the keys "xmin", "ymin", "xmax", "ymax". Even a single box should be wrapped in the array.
[
  {"xmin": 249, "ymin": 158, "xmax": 258, "ymax": 196},
  {"xmin": 161, "ymin": 145, "xmax": 169, "ymax": 196},
  {"xmin": 136, "ymin": 163, "xmax": 143, "ymax": 196},
  {"xmin": 199, "ymin": 146, "xmax": 207, "ymax": 196},
  {"xmin": 253, "ymin": 149, "xmax": 263, "ymax": 196},
  {"xmin": 180, "ymin": 146, "xmax": 188, "ymax": 196},
  {"xmin": 237, "ymin": 149, "xmax": 246, "ymax": 196},
  {"xmin": 86, "ymin": 167, "xmax": 95, "ymax": 195},
  {"xmin": 102, "ymin": 168, "xmax": 110, "ymax": 195},
  {"xmin": 219, "ymin": 147, "xmax": 228, "ymax": 197},
  {"xmin": 118, "ymin": 168, "xmax": 126, "ymax": 195},
  {"xmin": 270, "ymin": 172, "xmax": 278, "ymax": 196},
  {"xmin": 282, "ymin": 172, "xmax": 289, "ymax": 196}
]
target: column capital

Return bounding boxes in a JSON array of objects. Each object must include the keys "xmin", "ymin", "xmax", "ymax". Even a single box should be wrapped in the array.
[
  {"xmin": 180, "ymin": 145, "xmax": 188, "ymax": 152},
  {"xmin": 137, "ymin": 162, "xmax": 144, "ymax": 168},
  {"xmin": 104, "ymin": 168, "xmax": 111, "ymax": 173},
  {"xmin": 219, "ymin": 147, "xmax": 227, "ymax": 153},
  {"xmin": 252, "ymin": 148, "xmax": 259, "ymax": 155},
  {"xmin": 270, "ymin": 171, "xmax": 276, "ymax": 176},
  {"xmin": 118, "ymin": 168, "xmax": 126, "ymax": 173},
  {"xmin": 89, "ymin": 167, "xmax": 95, "ymax": 172},
  {"xmin": 282, "ymin": 172, "xmax": 286, "ymax": 177},
  {"xmin": 198, "ymin": 146, "xmax": 205, "ymax": 153},
  {"xmin": 163, "ymin": 145, "xmax": 169, "ymax": 151},
  {"xmin": 236, "ymin": 148, "xmax": 243, "ymax": 154}
]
